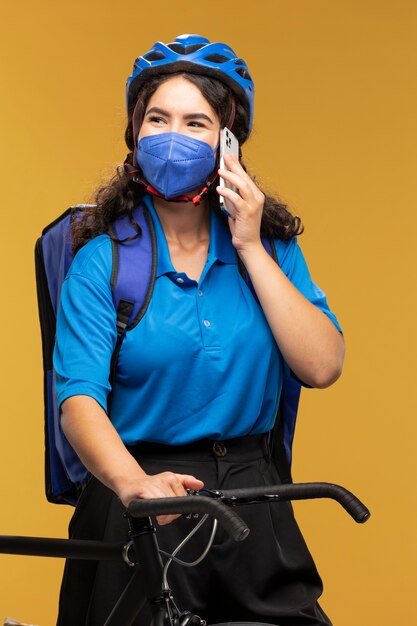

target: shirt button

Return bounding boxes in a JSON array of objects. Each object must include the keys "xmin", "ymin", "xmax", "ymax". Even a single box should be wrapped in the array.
[
  {"xmin": 203, "ymin": 319, "xmax": 211, "ymax": 327},
  {"xmin": 176, "ymin": 277, "xmax": 184, "ymax": 284},
  {"xmin": 198, "ymin": 290, "xmax": 203, "ymax": 297}
]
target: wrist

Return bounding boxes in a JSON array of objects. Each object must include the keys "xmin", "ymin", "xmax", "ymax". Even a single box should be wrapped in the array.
[
  {"xmin": 107, "ymin": 459, "xmax": 147, "ymax": 497},
  {"xmin": 236, "ymin": 240, "xmax": 268, "ymax": 267}
]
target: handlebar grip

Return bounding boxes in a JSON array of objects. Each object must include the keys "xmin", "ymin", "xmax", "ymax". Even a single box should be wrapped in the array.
[
  {"xmin": 128, "ymin": 496, "xmax": 250, "ymax": 542},
  {"xmin": 220, "ymin": 483, "xmax": 370, "ymax": 524}
]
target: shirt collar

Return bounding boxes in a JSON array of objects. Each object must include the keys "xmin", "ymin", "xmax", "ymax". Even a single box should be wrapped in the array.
[
  {"xmin": 141, "ymin": 194, "xmax": 237, "ymax": 278},
  {"xmin": 208, "ymin": 208, "xmax": 238, "ymax": 265}
]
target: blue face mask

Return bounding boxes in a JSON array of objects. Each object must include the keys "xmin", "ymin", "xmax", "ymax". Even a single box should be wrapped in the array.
[{"xmin": 136, "ymin": 132, "xmax": 218, "ymax": 199}]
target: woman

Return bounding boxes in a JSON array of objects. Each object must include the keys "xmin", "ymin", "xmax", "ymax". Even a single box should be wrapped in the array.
[{"xmin": 54, "ymin": 34, "xmax": 344, "ymax": 625}]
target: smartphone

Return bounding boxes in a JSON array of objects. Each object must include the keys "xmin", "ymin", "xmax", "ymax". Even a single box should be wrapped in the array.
[{"xmin": 219, "ymin": 127, "xmax": 240, "ymax": 217}]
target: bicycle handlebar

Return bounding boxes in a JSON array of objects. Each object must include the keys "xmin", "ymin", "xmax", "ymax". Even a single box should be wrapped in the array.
[
  {"xmin": 220, "ymin": 482, "xmax": 370, "ymax": 524},
  {"xmin": 128, "ymin": 496, "xmax": 250, "ymax": 542},
  {"xmin": 128, "ymin": 482, "xmax": 370, "ymax": 542}
]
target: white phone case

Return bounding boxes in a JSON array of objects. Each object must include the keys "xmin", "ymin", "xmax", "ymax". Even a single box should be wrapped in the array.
[{"xmin": 219, "ymin": 127, "xmax": 239, "ymax": 217}]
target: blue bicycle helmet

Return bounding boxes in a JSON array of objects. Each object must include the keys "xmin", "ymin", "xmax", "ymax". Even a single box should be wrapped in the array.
[{"xmin": 126, "ymin": 34, "xmax": 255, "ymax": 134}]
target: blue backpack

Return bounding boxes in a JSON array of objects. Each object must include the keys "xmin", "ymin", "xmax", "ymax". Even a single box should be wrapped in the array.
[{"xmin": 35, "ymin": 202, "xmax": 301, "ymax": 505}]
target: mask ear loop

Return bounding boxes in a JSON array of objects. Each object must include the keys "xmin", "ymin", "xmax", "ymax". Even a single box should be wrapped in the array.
[{"xmin": 225, "ymin": 97, "xmax": 236, "ymax": 132}]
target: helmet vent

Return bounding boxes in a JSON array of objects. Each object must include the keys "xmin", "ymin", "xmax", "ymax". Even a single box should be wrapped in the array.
[
  {"xmin": 144, "ymin": 51, "xmax": 166, "ymax": 61},
  {"xmin": 234, "ymin": 59, "xmax": 245, "ymax": 65},
  {"xmin": 204, "ymin": 53, "xmax": 230, "ymax": 64},
  {"xmin": 235, "ymin": 67, "xmax": 252, "ymax": 82},
  {"xmin": 169, "ymin": 43, "xmax": 205, "ymax": 55}
]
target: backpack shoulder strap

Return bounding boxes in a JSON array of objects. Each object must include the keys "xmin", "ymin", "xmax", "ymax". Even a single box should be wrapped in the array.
[
  {"xmin": 107, "ymin": 203, "xmax": 157, "ymax": 411},
  {"xmin": 110, "ymin": 203, "xmax": 157, "ymax": 329}
]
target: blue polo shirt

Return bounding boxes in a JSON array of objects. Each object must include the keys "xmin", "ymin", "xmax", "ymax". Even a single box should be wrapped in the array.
[{"xmin": 54, "ymin": 194, "xmax": 341, "ymax": 445}]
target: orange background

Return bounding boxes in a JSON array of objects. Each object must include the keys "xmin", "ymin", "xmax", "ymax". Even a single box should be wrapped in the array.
[{"xmin": 1, "ymin": 1, "xmax": 416, "ymax": 624}]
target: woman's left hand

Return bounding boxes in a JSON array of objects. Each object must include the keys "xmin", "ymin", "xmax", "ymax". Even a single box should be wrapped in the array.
[{"xmin": 216, "ymin": 153, "xmax": 265, "ymax": 254}]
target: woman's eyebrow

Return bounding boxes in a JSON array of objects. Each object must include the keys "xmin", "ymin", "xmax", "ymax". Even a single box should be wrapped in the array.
[
  {"xmin": 146, "ymin": 106, "xmax": 213, "ymax": 124},
  {"xmin": 184, "ymin": 113, "xmax": 214, "ymax": 124}
]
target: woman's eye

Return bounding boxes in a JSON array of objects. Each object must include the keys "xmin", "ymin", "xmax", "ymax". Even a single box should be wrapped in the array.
[
  {"xmin": 188, "ymin": 121, "xmax": 204, "ymax": 128},
  {"xmin": 148, "ymin": 116, "xmax": 165, "ymax": 124}
]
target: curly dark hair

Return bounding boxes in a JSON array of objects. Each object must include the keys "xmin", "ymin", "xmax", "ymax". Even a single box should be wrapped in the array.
[{"xmin": 72, "ymin": 71, "xmax": 303, "ymax": 251}]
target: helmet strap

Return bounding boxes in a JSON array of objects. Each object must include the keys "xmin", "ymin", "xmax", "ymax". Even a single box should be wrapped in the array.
[{"xmin": 123, "ymin": 153, "xmax": 141, "ymax": 177}]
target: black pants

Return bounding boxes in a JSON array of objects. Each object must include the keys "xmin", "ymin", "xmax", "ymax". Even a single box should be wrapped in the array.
[{"xmin": 56, "ymin": 435, "xmax": 332, "ymax": 626}]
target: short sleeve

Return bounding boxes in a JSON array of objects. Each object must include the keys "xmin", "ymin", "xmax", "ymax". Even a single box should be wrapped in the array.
[
  {"xmin": 53, "ymin": 235, "xmax": 118, "ymax": 411},
  {"xmin": 275, "ymin": 236, "xmax": 342, "ymax": 333}
]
